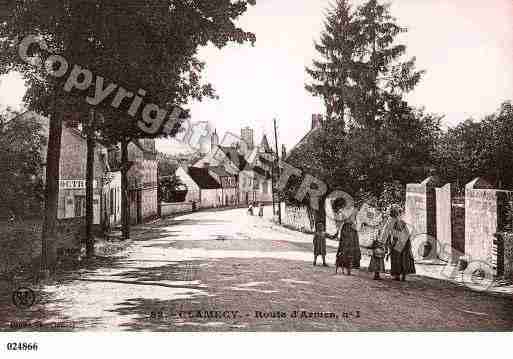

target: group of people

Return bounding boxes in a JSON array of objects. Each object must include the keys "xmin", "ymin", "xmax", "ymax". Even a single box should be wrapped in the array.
[
  {"xmin": 248, "ymin": 202, "xmax": 264, "ymax": 217},
  {"xmin": 312, "ymin": 206, "xmax": 416, "ymax": 281}
]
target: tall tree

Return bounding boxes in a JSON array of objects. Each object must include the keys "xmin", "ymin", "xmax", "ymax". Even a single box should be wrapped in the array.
[
  {"xmin": 1, "ymin": 0, "xmax": 255, "ymax": 265},
  {"xmin": 0, "ymin": 110, "xmax": 45, "ymax": 219},
  {"xmin": 352, "ymin": 0, "xmax": 424, "ymax": 129},
  {"xmin": 305, "ymin": 0, "xmax": 360, "ymax": 125},
  {"xmin": 295, "ymin": 0, "xmax": 434, "ymax": 210}
]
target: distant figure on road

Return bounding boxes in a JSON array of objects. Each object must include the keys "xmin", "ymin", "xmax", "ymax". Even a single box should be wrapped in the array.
[
  {"xmin": 312, "ymin": 222, "xmax": 328, "ymax": 267},
  {"xmin": 248, "ymin": 203, "xmax": 254, "ymax": 216},
  {"xmin": 335, "ymin": 215, "xmax": 360, "ymax": 275},
  {"xmin": 258, "ymin": 202, "xmax": 263, "ymax": 217},
  {"xmin": 383, "ymin": 206, "xmax": 416, "ymax": 281},
  {"xmin": 8, "ymin": 209, "xmax": 16, "ymax": 224}
]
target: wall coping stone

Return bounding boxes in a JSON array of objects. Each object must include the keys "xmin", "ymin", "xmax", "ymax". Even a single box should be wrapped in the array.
[{"xmin": 466, "ymin": 177, "xmax": 494, "ymax": 190}]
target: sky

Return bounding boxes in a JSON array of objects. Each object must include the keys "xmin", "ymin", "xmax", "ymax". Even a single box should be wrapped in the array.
[{"xmin": 1, "ymin": 0, "xmax": 512, "ymax": 153}]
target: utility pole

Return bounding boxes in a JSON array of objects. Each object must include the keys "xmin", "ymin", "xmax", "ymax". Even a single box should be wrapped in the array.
[
  {"xmin": 273, "ymin": 118, "xmax": 282, "ymax": 224},
  {"xmin": 85, "ymin": 108, "xmax": 95, "ymax": 259}
]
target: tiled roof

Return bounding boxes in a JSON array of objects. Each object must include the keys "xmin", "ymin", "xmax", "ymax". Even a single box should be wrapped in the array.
[
  {"xmin": 218, "ymin": 146, "xmax": 248, "ymax": 171},
  {"xmin": 188, "ymin": 167, "xmax": 221, "ymax": 189},
  {"xmin": 208, "ymin": 166, "xmax": 233, "ymax": 178}
]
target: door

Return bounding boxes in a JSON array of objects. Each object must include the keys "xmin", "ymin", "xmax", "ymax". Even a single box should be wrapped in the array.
[
  {"xmin": 137, "ymin": 190, "xmax": 142, "ymax": 224},
  {"xmin": 93, "ymin": 195, "xmax": 100, "ymax": 224}
]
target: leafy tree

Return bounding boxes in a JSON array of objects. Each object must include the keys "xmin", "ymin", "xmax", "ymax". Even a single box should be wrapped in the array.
[
  {"xmin": 434, "ymin": 101, "xmax": 513, "ymax": 190},
  {"xmin": 1, "ymin": 0, "xmax": 255, "ymax": 263},
  {"xmin": 0, "ymin": 109, "xmax": 45, "ymax": 219}
]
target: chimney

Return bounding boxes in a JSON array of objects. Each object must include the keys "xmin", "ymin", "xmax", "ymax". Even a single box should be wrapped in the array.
[
  {"xmin": 64, "ymin": 111, "xmax": 80, "ymax": 129},
  {"xmin": 311, "ymin": 114, "xmax": 323, "ymax": 130}
]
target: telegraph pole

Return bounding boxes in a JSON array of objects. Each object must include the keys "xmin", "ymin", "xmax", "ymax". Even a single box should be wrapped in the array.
[{"xmin": 273, "ymin": 118, "xmax": 282, "ymax": 224}]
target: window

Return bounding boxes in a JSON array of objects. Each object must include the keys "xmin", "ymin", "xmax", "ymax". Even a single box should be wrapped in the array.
[{"xmin": 262, "ymin": 181, "xmax": 268, "ymax": 194}]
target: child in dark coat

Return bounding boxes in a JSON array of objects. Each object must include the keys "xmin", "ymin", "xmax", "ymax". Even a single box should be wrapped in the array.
[{"xmin": 312, "ymin": 222, "xmax": 328, "ymax": 266}]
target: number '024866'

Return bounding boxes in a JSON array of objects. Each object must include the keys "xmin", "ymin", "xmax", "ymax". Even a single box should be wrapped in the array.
[{"xmin": 6, "ymin": 342, "xmax": 39, "ymax": 351}]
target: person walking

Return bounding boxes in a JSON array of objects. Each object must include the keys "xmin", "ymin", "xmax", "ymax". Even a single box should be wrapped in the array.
[
  {"xmin": 312, "ymin": 222, "xmax": 328, "ymax": 267},
  {"xmin": 335, "ymin": 215, "xmax": 360, "ymax": 275},
  {"xmin": 383, "ymin": 206, "xmax": 416, "ymax": 281},
  {"xmin": 258, "ymin": 202, "xmax": 264, "ymax": 217},
  {"xmin": 248, "ymin": 203, "xmax": 254, "ymax": 216}
]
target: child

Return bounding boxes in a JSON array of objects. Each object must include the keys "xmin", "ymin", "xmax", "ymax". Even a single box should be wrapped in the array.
[
  {"xmin": 368, "ymin": 236, "xmax": 386, "ymax": 280},
  {"xmin": 312, "ymin": 222, "xmax": 328, "ymax": 267}
]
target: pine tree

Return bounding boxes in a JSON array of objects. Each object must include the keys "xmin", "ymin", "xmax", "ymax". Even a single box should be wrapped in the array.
[
  {"xmin": 354, "ymin": 0, "xmax": 424, "ymax": 129},
  {"xmin": 305, "ymin": 0, "xmax": 360, "ymax": 125}
]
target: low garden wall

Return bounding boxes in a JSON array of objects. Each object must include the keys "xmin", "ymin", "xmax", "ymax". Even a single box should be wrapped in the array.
[
  {"xmin": 160, "ymin": 202, "xmax": 194, "ymax": 217},
  {"xmin": 281, "ymin": 202, "xmax": 315, "ymax": 233}
]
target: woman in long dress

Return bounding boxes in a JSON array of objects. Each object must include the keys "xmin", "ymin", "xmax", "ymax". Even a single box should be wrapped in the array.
[
  {"xmin": 336, "ymin": 218, "xmax": 360, "ymax": 275},
  {"xmin": 384, "ymin": 207, "xmax": 416, "ymax": 281}
]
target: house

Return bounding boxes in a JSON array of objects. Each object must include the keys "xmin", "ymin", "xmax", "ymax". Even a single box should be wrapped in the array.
[
  {"xmin": 175, "ymin": 166, "xmax": 223, "ymax": 209},
  {"xmin": 285, "ymin": 114, "xmax": 323, "ymax": 160},
  {"xmin": 102, "ymin": 171, "xmax": 122, "ymax": 228},
  {"xmin": 208, "ymin": 165, "xmax": 238, "ymax": 206},
  {"xmin": 188, "ymin": 127, "xmax": 278, "ymax": 206},
  {"xmin": 193, "ymin": 144, "xmax": 248, "ymax": 175},
  {"xmin": 239, "ymin": 134, "xmax": 275, "ymax": 204},
  {"xmin": 109, "ymin": 139, "xmax": 159, "ymax": 225},
  {"xmin": 16, "ymin": 111, "xmax": 110, "ymax": 225}
]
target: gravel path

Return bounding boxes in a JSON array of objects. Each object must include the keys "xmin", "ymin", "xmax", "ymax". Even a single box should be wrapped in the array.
[{"xmin": 1, "ymin": 207, "xmax": 512, "ymax": 331}]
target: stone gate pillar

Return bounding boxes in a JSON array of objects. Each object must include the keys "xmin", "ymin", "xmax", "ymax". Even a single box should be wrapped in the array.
[
  {"xmin": 436, "ymin": 183, "xmax": 466, "ymax": 263},
  {"xmin": 405, "ymin": 176, "xmax": 440, "ymax": 259}
]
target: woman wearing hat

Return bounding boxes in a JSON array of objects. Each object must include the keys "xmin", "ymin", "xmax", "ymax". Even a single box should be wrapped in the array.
[
  {"xmin": 335, "ymin": 213, "xmax": 360, "ymax": 275},
  {"xmin": 383, "ymin": 206, "xmax": 416, "ymax": 281}
]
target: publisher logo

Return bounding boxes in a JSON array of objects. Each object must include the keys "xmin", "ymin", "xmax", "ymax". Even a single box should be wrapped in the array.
[{"xmin": 12, "ymin": 287, "xmax": 36, "ymax": 309}]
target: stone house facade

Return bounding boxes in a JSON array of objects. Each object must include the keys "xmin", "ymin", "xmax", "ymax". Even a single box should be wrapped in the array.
[{"xmin": 19, "ymin": 111, "xmax": 109, "ymax": 225}]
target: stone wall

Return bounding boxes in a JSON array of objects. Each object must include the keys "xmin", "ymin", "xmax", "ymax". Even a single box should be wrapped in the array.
[
  {"xmin": 452, "ymin": 204, "xmax": 466, "ymax": 257},
  {"xmin": 465, "ymin": 186, "xmax": 497, "ymax": 266},
  {"xmin": 281, "ymin": 203, "xmax": 315, "ymax": 233},
  {"xmin": 161, "ymin": 202, "xmax": 194, "ymax": 217},
  {"xmin": 464, "ymin": 178, "xmax": 512, "ymax": 276},
  {"xmin": 503, "ymin": 232, "xmax": 513, "ymax": 280}
]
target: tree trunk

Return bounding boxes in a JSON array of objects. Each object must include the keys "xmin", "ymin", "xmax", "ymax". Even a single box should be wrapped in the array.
[
  {"xmin": 85, "ymin": 109, "xmax": 95, "ymax": 258},
  {"xmin": 41, "ymin": 107, "xmax": 63, "ymax": 273},
  {"xmin": 121, "ymin": 137, "xmax": 130, "ymax": 240}
]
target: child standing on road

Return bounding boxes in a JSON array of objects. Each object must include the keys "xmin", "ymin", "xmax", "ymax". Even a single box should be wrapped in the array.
[
  {"xmin": 312, "ymin": 222, "xmax": 328, "ymax": 267},
  {"xmin": 368, "ymin": 236, "xmax": 386, "ymax": 280}
]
